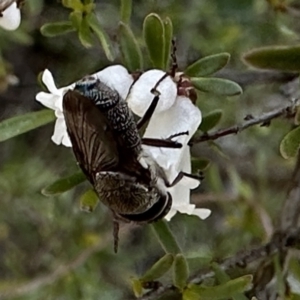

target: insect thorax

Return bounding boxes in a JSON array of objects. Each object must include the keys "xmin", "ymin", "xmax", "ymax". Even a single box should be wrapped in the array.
[{"xmin": 74, "ymin": 76, "xmax": 141, "ymax": 152}]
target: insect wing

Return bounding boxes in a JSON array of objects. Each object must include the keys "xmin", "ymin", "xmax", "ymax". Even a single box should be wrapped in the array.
[{"xmin": 63, "ymin": 90, "xmax": 119, "ymax": 184}]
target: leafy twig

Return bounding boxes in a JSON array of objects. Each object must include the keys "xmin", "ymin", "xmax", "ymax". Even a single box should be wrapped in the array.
[
  {"xmin": 190, "ymin": 103, "xmax": 297, "ymax": 145},
  {"xmin": 137, "ymin": 229, "xmax": 300, "ymax": 300}
]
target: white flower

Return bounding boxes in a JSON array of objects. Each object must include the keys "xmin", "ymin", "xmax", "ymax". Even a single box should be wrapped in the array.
[
  {"xmin": 36, "ymin": 69, "xmax": 74, "ymax": 147},
  {"xmin": 164, "ymin": 147, "xmax": 211, "ymax": 221},
  {"xmin": 35, "ymin": 65, "xmax": 134, "ymax": 147},
  {"xmin": 94, "ymin": 65, "xmax": 134, "ymax": 100},
  {"xmin": 0, "ymin": 2, "xmax": 21, "ymax": 31},
  {"xmin": 128, "ymin": 70, "xmax": 211, "ymax": 221},
  {"xmin": 127, "ymin": 69, "xmax": 177, "ymax": 117}
]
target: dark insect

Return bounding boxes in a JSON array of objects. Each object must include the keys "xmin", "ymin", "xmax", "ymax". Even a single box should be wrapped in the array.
[{"xmin": 63, "ymin": 75, "xmax": 198, "ymax": 252}]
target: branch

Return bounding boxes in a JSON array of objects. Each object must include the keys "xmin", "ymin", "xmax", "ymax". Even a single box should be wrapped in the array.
[
  {"xmin": 138, "ymin": 229, "xmax": 300, "ymax": 300},
  {"xmin": 279, "ymin": 151, "xmax": 300, "ymax": 231},
  {"xmin": 190, "ymin": 103, "xmax": 297, "ymax": 145}
]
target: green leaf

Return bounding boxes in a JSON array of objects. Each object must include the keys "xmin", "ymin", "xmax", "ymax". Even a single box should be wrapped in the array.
[
  {"xmin": 185, "ymin": 53, "xmax": 230, "ymax": 77},
  {"xmin": 120, "ymin": 0, "xmax": 132, "ymax": 24},
  {"xmin": 80, "ymin": 189, "xmax": 99, "ymax": 212},
  {"xmin": 131, "ymin": 278, "xmax": 143, "ymax": 298},
  {"xmin": 191, "ymin": 77, "xmax": 243, "ymax": 96},
  {"xmin": 141, "ymin": 253, "xmax": 174, "ymax": 282},
  {"xmin": 0, "ymin": 110, "xmax": 55, "ymax": 142},
  {"xmin": 78, "ymin": 15, "xmax": 93, "ymax": 48},
  {"xmin": 143, "ymin": 13, "xmax": 165, "ymax": 69},
  {"xmin": 82, "ymin": 0, "xmax": 94, "ymax": 4},
  {"xmin": 163, "ymin": 17, "xmax": 173, "ymax": 70},
  {"xmin": 280, "ymin": 126, "xmax": 300, "ymax": 159},
  {"xmin": 212, "ymin": 263, "xmax": 248, "ymax": 300},
  {"xmin": 69, "ymin": 11, "xmax": 82, "ymax": 30},
  {"xmin": 191, "ymin": 157, "xmax": 211, "ymax": 173},
  {"xmin": 295, "ymin": 107, "xmax": 300, "ymax": 125},
  {"xmin": 40, "ymin": 21, "xmax": 75, "ymax": 37},
  {"xmin": 151, "ymin": 220, "xmax": 182, "ymax": 254},
  {"xmin": 243, "ymin": 45, "xmax": 300, "ymax": 72},
  {"xmin": 88, "ymin": 14, "xmax": 115, "ymax": 61},
  {"xmin": 173, "ymin": 254, "xmax": 189, "ymax": 291},
  {"xmin": 183, "ymin": 275, "xmax": 253, "ymax": 300},
  {"xmin": 119, "ymin": 22, "xmax": 143, "ymax": 71},
  {"xmin": 199, "ymin": 109, "xmax": 223, "ymax": 132},
  {"xmin": 62, "ymin": 0, "xmax": 84, "ymax": 11},
  {"xmin": 41, "ymin": 172, "xmax": 86, "ymax": 196}
]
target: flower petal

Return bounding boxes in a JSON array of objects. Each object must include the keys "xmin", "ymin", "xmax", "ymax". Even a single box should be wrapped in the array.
[
  {"xmin": 42, "ymin": 69, "xmax": 59, "ymax": 95},
  {"xmin": 51, "ymin": 117, "xmax": 66, "ymax": 145},
  {"xmin": 62, "ymin": 132, "xmax": 72, "ymax": 147},
  {"xmin": 94, "ymin": 65, "xmax": 133, "ymax": 100},
  {"xmin": 192, "ymin": 208, "xmax": 211, "ymax": 220},
  {"xmin": 164, "ymin": 208, "xmax": 177, "ymax": 221},
  {"xmin": 35, "ymin": 92, "xmax": 57, "ymax": 110},
  {"xmin": 143, "ymin": 96, "xmax": 201, "ymax": 172},
  {"xmin": 127, "ymin": 69, "xmax": 177, "ymax": 117},
  {"xmin": 0, "ymin": 2, "xmax": 21, "ymax": 31}
]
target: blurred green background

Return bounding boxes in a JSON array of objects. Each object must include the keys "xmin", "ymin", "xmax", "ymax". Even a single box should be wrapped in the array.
[{"xmin": 0, "ymin": 0, "xmax": 299, "ymax": 299}]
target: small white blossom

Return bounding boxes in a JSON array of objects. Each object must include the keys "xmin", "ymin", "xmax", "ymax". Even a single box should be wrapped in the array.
[
  {"xmin": 0, "ymin": 2, "xmax": 21, "ymax": 31},
  {"xmin": 35, "ymin": 65, "xmax": 134, "ymax": 147},
  {"xmin": 128, "ymin": 71, "xmax": 211, "ymax": 221},
  {"xmin": 165, "ymin": 147, "xmax": 211, "ymax": 221},
  {"xmin": 127, "ymin": 69, "xmax": 177, "ymax": 117},
  {"xmin": 36, "ymin": 69, "xmax": 74, "ymax": 147},
  {"xmin": 94, "ymin": 65, "xmax": 134, "ymax": 100}
]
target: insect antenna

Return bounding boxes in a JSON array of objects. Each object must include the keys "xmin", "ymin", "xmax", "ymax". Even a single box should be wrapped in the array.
[{"xmin": 170, "ymin": 38, "xmax": 178, "ymax": 77}]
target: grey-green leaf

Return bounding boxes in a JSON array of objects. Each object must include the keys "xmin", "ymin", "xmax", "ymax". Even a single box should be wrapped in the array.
[
  {"xmin": 62, "ymin": 0, "xmax": 83, "ymax": 10},
  {"xmin": 151, "ymin": 220, "xmax": 182, "ymax": 254},
  {"xmin": 163, "ymin": 17, "xmax": 173, "ymax": 70},
  {"xmin": 69, "ymin": 11, "xmax": 82, "ymax": 30},
  {"xmin": 191, "ymin": 77, "xmax": 243, "ymax": 96},
  {"xmin": 119, "ymin": 22, "xmax": 143, "ymax": 71},
  {"xmin": 80, "ymin": 189, "xmax": 99, "ymax": 212},
  {"xmin": 199, "ymin": 109, "xmax": 223, "ymax": 132},
  {"xmin": 41, "ymin": 172, "xmax": 86, "ymax": 196},
  {"xmin": 173, "ymin": 254, "xmax": 189, "ymax": 291},
  {"xmin": 120, "ymin": 0, "xmax": 132, "ymax": 24},
  {"xmin": 88, "ymin": 14, "xmax": 115, "ymax": 61},
  {"xmin": 143, "ymin": 13, "xmax": 165, "ymax": 69},
  {"xmin": 185, "ymin": 53, "xmax": 230, "ymax": 77},
  {"xmin": 183, "ymin": 275, "xmax": 253, "ymax": 300},
  {"xmin": 0, "ymin": 109, "xmax": 55, "ymax": 142},
  {"xmin": 243, "ymin": 45, "xmax": 300, "ymax": 72},
  {"xmin": 78, "ymin": 15, "xmax": 93, "ymax": 48},
  {"xmin": 280, "ymin": 126, "xmax": 300, "ymax": 159},
  {"xmin": 40, "ymin": 21, "xmax": 75, "ymax": 37},
  {"xmin": 141, "ymin": 253, "xmax": 174, "ymax": 282}
]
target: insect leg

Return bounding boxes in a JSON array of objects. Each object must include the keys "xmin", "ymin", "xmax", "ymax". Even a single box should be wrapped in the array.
[
  {"xmin": 137, "ymin": 73, "xmax": 171, "ymax": 131},
  {"xmin": 165, "ymin": 171, "xmax": 203, "ymax": 188},
  {"xmin": 141, "ymin": 131, "xmax": 189, "ymax": 148},
  {"xmin": 113, "ymin": 218, "xmax": 120, "ymax": 254},
  {"xmin": 136, "ymin": 93, "xmax": 160, "ymax": 130},
  {"xmin": 166, "ymin": 131, "xmax": 189, "ymax": 140},
  {"xmin": 141, "ymin": 138, "xmax": 182, "ymax": 148}
]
